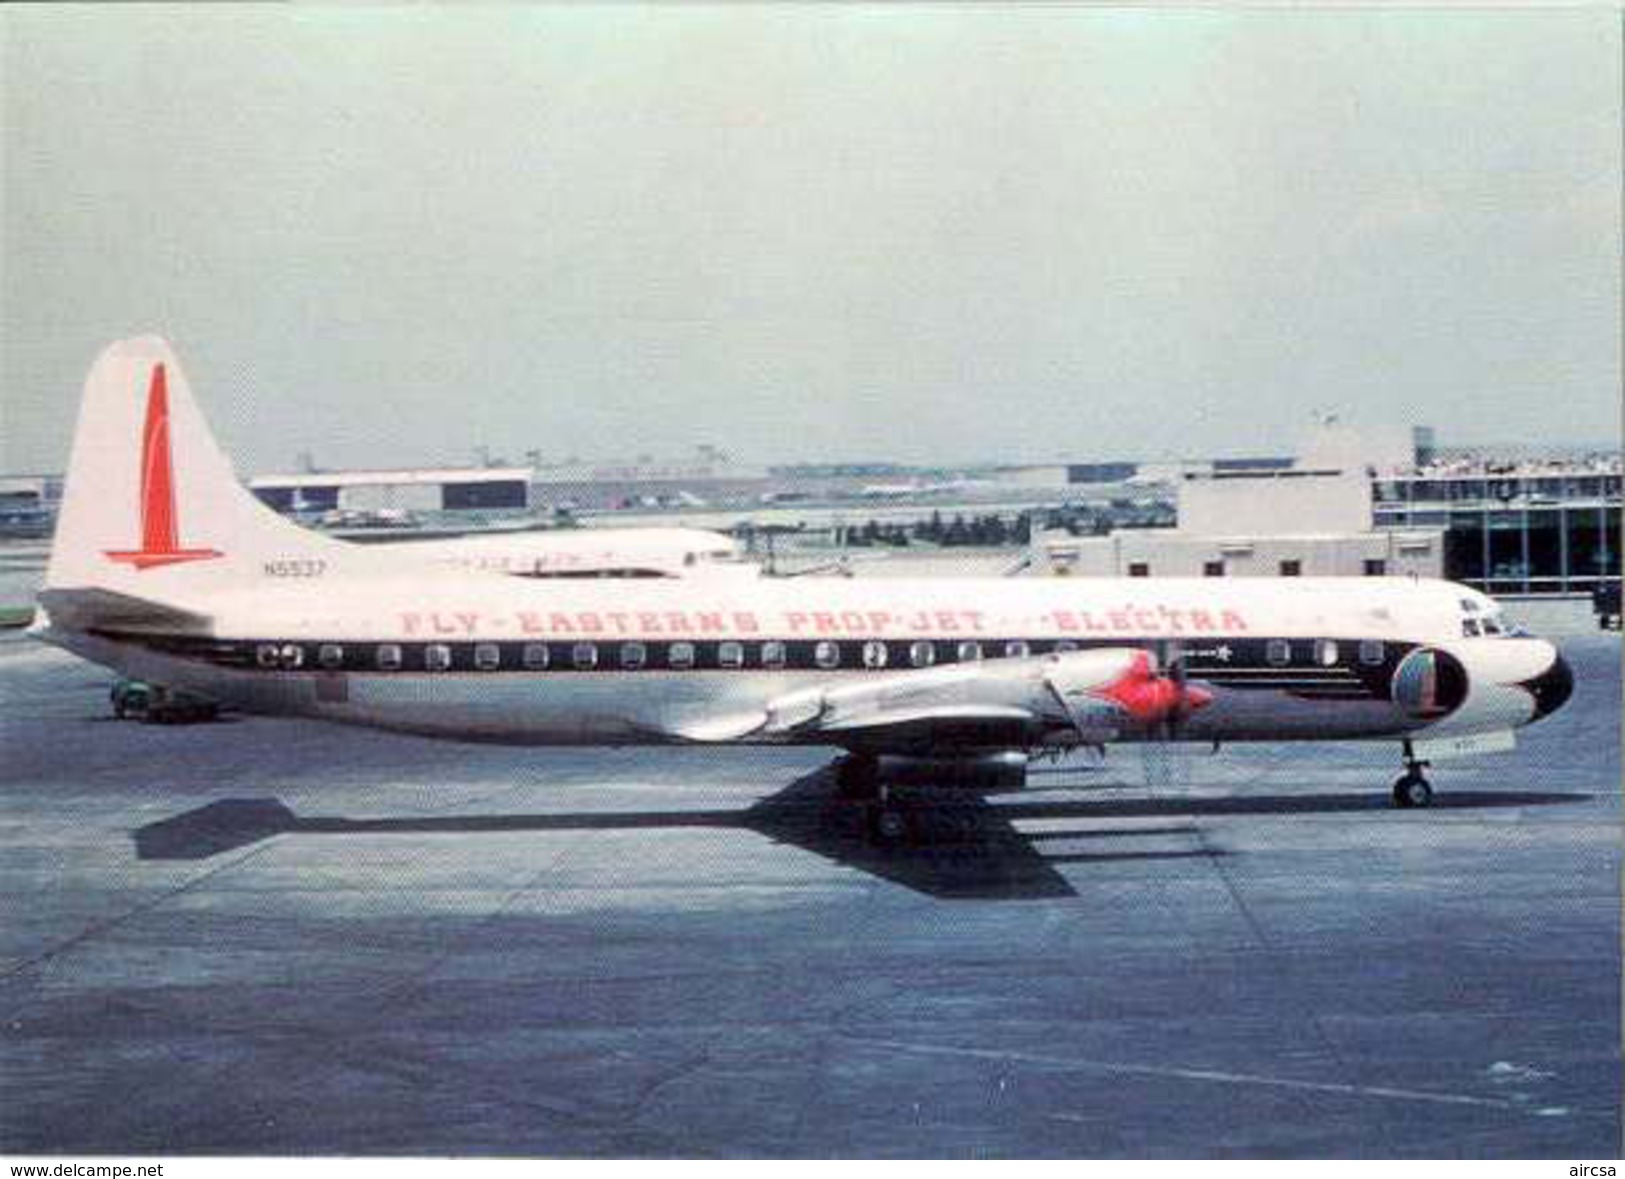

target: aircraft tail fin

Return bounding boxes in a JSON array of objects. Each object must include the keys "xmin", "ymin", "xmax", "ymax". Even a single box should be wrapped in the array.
[{"xmin": 43, "ymin": 337, "xmax": 345, "ymax": 600}]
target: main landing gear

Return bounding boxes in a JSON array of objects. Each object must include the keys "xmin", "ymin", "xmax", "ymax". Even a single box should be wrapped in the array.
[
  {"xmin": 1392, "ymin": 739, "xmax": 1434, "ymax": 809},
  {"xmin": 834, "ymin": 754, "xmax": 911, "ymax": 845}
]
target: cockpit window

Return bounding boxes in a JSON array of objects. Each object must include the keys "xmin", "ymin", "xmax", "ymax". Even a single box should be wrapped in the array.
[
  {"xmin": 1481, "ymin": 617, "xmax": 1503, "ymax": 636},
  {"xmin": 1461, "ymin": 618, "xmax": 1481, "ymax": 638}
]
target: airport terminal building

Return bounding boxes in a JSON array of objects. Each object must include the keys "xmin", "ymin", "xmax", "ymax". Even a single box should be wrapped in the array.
[{"xmin": 1374, "ymin": 464, "xmax": 1621, "ymax": 596}]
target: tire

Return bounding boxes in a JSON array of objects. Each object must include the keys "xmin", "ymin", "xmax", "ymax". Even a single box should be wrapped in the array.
[
  {"xmin": 1392, "ymin": 773, "xmax": 1433, "ymax": 809},
  {"xmin": 865, "ymin": 804, "xmax": 911, "ymax": 846}
]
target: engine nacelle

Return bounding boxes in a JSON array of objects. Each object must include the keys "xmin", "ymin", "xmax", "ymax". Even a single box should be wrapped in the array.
[{"xmin": 1043, "ymin": 648, "xmax": 1213, "ymax": 738}]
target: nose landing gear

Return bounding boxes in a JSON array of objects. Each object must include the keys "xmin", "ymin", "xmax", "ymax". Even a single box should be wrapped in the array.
[{"xmin": 1392, "ymin": 739, "xmax": 1434, "ymax": 808}]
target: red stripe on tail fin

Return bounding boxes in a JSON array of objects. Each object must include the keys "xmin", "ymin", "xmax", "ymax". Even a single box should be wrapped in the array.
[{"xmin": 105, "ymin": 363, "xmax": 224, "ymax": 571}]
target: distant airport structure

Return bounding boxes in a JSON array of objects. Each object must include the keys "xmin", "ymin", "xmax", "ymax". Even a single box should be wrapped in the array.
[
  {"xmin": 1039, "ymin": 463, "xmax": 1445, "ymax": 581},
  {"xmin": 7, "ymin": 420, "xmax": 1620, "ymax": 601},
  {"xmin": 248, "ymin": 466, "xmax": 532, "ymax": 515}
]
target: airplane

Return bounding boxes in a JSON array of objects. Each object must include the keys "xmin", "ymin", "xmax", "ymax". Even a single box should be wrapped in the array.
[
  {"xmin": 352, "ymin": 525, "xmax": 754, "ymax": 581},
  {"xmin": 31, "ymin": 338, "xmax": 1574, "ymax": 843}
]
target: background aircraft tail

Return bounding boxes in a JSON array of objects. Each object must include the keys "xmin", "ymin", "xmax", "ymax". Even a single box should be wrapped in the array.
[{"xmin": 43, "ymin": 336, "xmax": 347, "ymax": 599}]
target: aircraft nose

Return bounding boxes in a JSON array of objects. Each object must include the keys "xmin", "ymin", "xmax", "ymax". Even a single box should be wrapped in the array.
[{"xmin": 1522, "ymin": 647, "xmax": 1574, "ymax": 722}]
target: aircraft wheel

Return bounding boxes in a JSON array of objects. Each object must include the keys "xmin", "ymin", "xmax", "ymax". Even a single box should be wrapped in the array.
[
  {"xmin": 865, "ymin": 803, "xmax": 911, "ymax": 846},
  {"xmin": 1392, "ymin": 773, "xmax": 1433, "ymax": 809}
]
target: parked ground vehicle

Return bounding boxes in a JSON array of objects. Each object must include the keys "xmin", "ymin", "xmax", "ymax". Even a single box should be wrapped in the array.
[
  {"xmin": 1593, "ymin": 582, "xmax": 1621, "ymax": 631},
  {"xmin": 110, "ymin": 679, "xmax": 219, "ymax": 724}
]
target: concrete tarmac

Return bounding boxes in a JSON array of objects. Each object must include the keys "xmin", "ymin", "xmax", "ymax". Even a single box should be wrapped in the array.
[{"xmin": 1, "ymin": 633, "xmax": 1619, "ymax": 1157}]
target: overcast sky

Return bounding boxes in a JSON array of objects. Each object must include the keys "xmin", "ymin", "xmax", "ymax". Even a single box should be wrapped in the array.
[{"xmin": 3, "ymin": 6, "xmax": 1619, "ymax": 474}]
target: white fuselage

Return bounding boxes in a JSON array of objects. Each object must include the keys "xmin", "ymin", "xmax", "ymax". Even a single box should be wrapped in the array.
[{"xmin": 42, "ymin": 573, "xmax": 1566, "ymax": 751}]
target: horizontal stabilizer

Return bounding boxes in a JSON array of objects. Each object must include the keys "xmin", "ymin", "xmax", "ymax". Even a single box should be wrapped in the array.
[{"xmin": 35, "ymin": 587, "xmax": 213, "ymax": 635}]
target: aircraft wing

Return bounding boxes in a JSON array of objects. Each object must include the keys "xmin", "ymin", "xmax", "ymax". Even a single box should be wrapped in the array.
[{"xmin": 668, "ymin": 648, "xmax": 1209, "ymax": 755}]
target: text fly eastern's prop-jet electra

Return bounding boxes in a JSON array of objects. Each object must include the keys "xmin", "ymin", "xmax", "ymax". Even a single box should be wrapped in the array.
[{"xmin": 33, "ymin": 339, "xmax": 1573, "ymax": 840}]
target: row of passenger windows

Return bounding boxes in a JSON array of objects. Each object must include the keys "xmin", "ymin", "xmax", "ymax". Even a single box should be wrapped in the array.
[
  {"xmin": 252, "ymin": 637, "xmax": 1387, "ymax": 672},
  {"xmin": 258, "ymin": 638, "xmax": 1020, "ymax": 672},
  {"xmin": 1264, "ymin": 638, "xmax": 1386, "ymax": 667}
]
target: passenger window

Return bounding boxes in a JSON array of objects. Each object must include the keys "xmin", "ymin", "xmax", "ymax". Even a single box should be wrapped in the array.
[
  {"xmin": 425, "ymin": 644, "xmax": 452, "ymax": 672},
  {"xmin": 1315, "ymin": 639, "xmax": 1338, "ymax": 667},
  {"xmin": 474, "ymin": 643, "xmax": 501, "ymax": 671},
  {"xmin": 522, "ymin": 643, "xmax": 550, "ymax": 670},
  {"xmin": 376, "ymin": 644, "xmax": 403, "ymax": 671},
  {"xmin": 718, "ymin": 641, "xmax": 744, "ymax": 670},
  {"xmin": 279, "ymin": 643, "xmax": 305, "ymax": 669},
  {"xmin": 957, "ymin": 641, "xmax": 983, "ymax": 662},
  {"xmin": 1055, "ymin": 640, "xmax": 1079, "ymax": 653},
  {"xmin": 669, "ymin": 642, "xmax": 696, "ymax": 670},
  {"xmin": 620, "ymin": 642, "xmax": 647, "ymax": 670},
  {"xmin": 862, "ymin": 640, "xmax": 888, "ymax": 669},
  {"xmin": 256, "ymin": 644, "xmax": 280, "ymax": 669},
  {"xmin": 318, "ymin": 644, "xmax": 344, "ymax": 670},
  {"xmin": 761, "ymin": 641, "xmax": 787, "ymax": 670},
  {"xmin": 814, "ymin": 640, "xmax": 841, "ymax": 670},
  {"xmin": 1358, "ymin": 639, "xmax": 1384, "ymax": 666},
  {"xmin": 909, "ymin": 641, "xmax": 936, "ymax": 668},
  {"xmin": 572, "ymin": 642, "xmax": 598, "ymax": 670},
  {"xmin": 1004, "ymin": 640, "xmax": 1030, "ymax": 660},
  {"xmin": 1266, "ymin": 639, "xmax": 1291, "ymax": 667}
]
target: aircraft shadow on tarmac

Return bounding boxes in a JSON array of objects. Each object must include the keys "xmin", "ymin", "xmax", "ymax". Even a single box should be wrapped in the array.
[{"xmin": 130, "ymin": 768, "xmax": 1591, "ymax": 901}]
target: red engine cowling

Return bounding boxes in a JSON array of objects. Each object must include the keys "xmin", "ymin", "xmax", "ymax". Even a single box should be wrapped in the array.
[{"xmin": 1044, "ymin": 648, "xmax": 1213, "ymax": 736}]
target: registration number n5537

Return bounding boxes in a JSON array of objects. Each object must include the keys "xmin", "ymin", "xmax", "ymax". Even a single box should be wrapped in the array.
[{"xmin": 263, "ymin": 559, "xmax": 326, "ymax": 579}]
